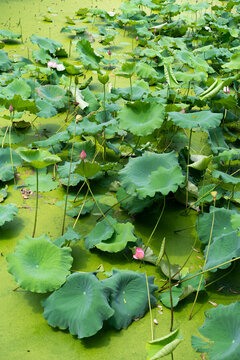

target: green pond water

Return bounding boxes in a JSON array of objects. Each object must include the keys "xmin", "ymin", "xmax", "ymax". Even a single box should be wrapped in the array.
[{"xmin": 0, "ymin": 0, "xmax": 239, "ymax": 359}]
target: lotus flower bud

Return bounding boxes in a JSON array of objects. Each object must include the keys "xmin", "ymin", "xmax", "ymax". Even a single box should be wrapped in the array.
[
  {"xmin": 211, "ymin": 191, "xmax": 217, "ymax": 201},
  {"xmin": 9, "ymin": 104, "xmax": 13, "ymax": 112},
  {"xmin": 80, "ymin": 150, "xmax": 87, "ymax": 160},
  {"xmin": 180, "ymin": 108, "xmax": 185, "ymax": 114},
  {"xmin": 133, "ymin": 247, "xmax": 145, "ymax": 260},
  {"xmin": 223, "ymin": 86, "xmax": 230, "ymax": 94},
  {"xmin": 108, "ymin": 50, "xmax": 112, "ymax": 56},
  {"xmin": 136, "ymin": 36, "xmax": 139, "ymax": 41}
]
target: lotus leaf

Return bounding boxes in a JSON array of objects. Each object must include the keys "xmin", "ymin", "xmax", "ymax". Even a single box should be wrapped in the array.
[
  {"xmin": 119, "ymin": 101, "xmax": 165, "ymax": 136},
  {"xmin": 0, "ymin": 50, "xmax": 11, "ymax": 71},
  {"xmin": 168, "ymin": 111, "xmax": 222, "ymax": 130},
  {"xmin": 32, "ymin": 49, "xmax": 52, "ymax": 65},
  {"xmin": 25, "ymin": 173, "xmax": 58, "ymax": 192},
  {"xmin": 119, "ymin": 151, "xmax": 185, "ymax": 199},
  {"xmin": 136, "ymin": 62, "xmax": 159, "ymax": 79},
  {"xmin": 76, "ymin": 39, "xmax": 102, "ymax": 70},
  {"xmin": 42, "ymin": 272, "xmax": 114, "ymax": 338},
  {"xmin": 0, "ymin": 203, "xmax": 18, "ymax": 226},
  {"xmin": 0, "ymin": 94, "xmax": 38, "ymax": 113},
  {"xmin": 146, "ymin": 328, "xmax": 183, "ymax": 359},
  {"xmin": 1, "ymin": 79, "xmax": 31, "ymax": 99},
  {"xmin": 84, "ymin": 215, "xmax": 117, "ymax": 250},
  {"xmin": 0, "ymin": 147, "xmax": 22, "ymax": 182},
  {"xmin": 7, "ymin": 234, "xmax": 73, "ymax": 292},
  {"xmin": 35, "ymin": 99, "xmax": 58, "ymax": 118},
  {"xmin": 116, "ymin": 187, "xmax": 155, "ymax": 214},
  {"xmin": 30, "ymin": 34, "xmax": 63, "ymax": 54},
  {"xmin": 16, "ymin": 147, "xmax": 61, "ymax": 169},
  {"xmin": 0, "ymin": 185, "xmax": 8, "ymax": 202},
  {"xmin": 192, "ymin": 302, "xmax": 240, "ymax": 360},
  {"xmin": 32, "ymin": 131, "xmax": 70, "ymax": 147},
  {"xmin": 189, "ymin": 155, "xmax": 212, "ymax": 171},
  {"xmin": 102, "ymin": 269, "xmax": 158, "ymax": 329},
  {"xmin": 208, "ymin": 128, "xmax": 228, "ymax": 154},
  {"xmin": 0, "ymin": 29, "xmax": 21, "ymax": 39},
  {"xmin": 212, "ymin": 170, "xmax": 240, "ymax": 185},
  {"xmin": 96, "ymin": 221, "xmax": 138, "ymax": 253},
  {"xmin": 36, "ymin": 85, "xmax": 68, "ymax": 110},
  {"xmin": 53, "ymin": 227, "xmax": 82, "ymax": 247},
  {"xmin": 222, "ymin": 52, "xmax": 240, "ymax": 70},
  {"xmin": 231, "ymin": 213, "xmax": 240, "ymax": 230},
  {"xmin": 74, "ymin": 160, "xmax": 101, "ymax": 178}
]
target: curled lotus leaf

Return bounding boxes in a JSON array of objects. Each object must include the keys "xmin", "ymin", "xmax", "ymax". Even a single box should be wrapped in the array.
[
  {"xmin": 76, "ymin": 39, "xmax": 102, "ymax": 70},
  {"xmin": 212, "ymin": 169, "xmax": 240, "ymax": 185},
  {"xmin": 0, "ymin": 203, "xmax": 18, "ymax": 226},
  {"xmin": 192, "ymin": 302, "xmax": 240, "ymax": 360},
  {"xmin": 30, "ymin": 34, "xmax": 63, "ymax": 54},
  {"xmin": 119, "ymin": 151, "xmax": 185, "ymax": 199},
  {"xmin": 16, "ymin": 147, "xmax": 61, "ymax": 169},
  {"xmin": 146, "ymin": 328, "xmax": 183, "ymax": 359},
  {"xmin": 42, "ymin": 272, "xmax": 114, "ymax": 338},
  {"xmin": 7, "ymin": 234, "xmax": 73, "ymax": 293},
  {"xmin": 168, "ymin": 111, "xmax": 222, "ymax": 130},
  {"xmin": 118, "ymin": 101, "xmax": 165, "ymax": 136},
  {"xmin": 102, "ymin": 269, "xmax": 158, "ymax": 329}
]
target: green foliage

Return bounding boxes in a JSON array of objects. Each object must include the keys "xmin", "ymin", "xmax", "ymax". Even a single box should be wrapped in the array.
[
  {"xmin": 30, "ymin": 34, "xmax": 63, "ymax": 54},
  {"xmin": 0, "ymin": 203, "xmax": 18, "ymax": 226},
  {"xmin": 146, "ymin": 329, "xmax": 183, "ymax": 359},
  {"xmin": 16, "ymin": 147, "xmax": 61, "ymax": 169},
  {"xmin": 25, "ymin": 173, "xmax": 58, "ymax": 192},
  {"xmin": 0, "ymin": 147, "xmax": 23, "ymax": 182},
  {"xmin": 76, "ymin": 39, "xmax": 102, "ymax": 70},
  {"xmin": 0, "ymin": 50, "xmax": 11, "ymax": 71},
  {"xmin": 168, "ymin": 111, "xmax": 222, "ymax": 130}
]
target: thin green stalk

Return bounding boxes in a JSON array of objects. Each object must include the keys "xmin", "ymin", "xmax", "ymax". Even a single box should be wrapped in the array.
[
  {"xmin": 189, "ymin": 197, "xmax": 216, "ymax": 320},
  {"xmin": 97, "ymin": 194, "xmax": 131, "ymax": 220},
  {"xmin": 73, "ymin": 181, "xmax": 86, "ymax": 203},
  {"xmin": 205, "ymin": 262, "xmax": 236, "ymax": 289},
  {"xmin": 146, "ymin": 196, "xmax": 165, "ymax": 247},
  {"xmin": 32, "ymin": 168, "xmax": 39, "ymax": 238},
  {"xmin": 1, "ymin": 125, "xmax": 9, "ymax": 147},
  {"xmin": 73, "ymin": 188, "xmax": 89, "ymax": 229},
  {"xmin": 9, "ymin": 125, "xmax": 16, "ymax": 185},
  {"xmin": 144, "ymin": 264, "xmax": 154, "ymax": 341},
  {"xmin": 165, "ymin": 251, "xmax": 174, "ymax": 332},
  {"xmin": 129, "ymin": 76, "xmax": 133, "ymax": 101},
  {"xmin": 201, "ymin": 170, "xmax": 206, "ymax": 213},
  {"xmin": 185, "ymin": 128, "xmax": 193, "ymax": 210}
]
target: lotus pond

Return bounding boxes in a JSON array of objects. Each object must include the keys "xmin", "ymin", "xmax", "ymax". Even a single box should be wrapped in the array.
[{"xmin": 0, "ymin": 0, "xmax": 240, "ymax": 359}]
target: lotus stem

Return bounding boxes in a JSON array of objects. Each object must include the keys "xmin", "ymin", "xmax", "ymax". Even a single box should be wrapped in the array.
[
  {"xmin": 146, "ymin": 196, "xmax": 165, "ymax": 247},
  {"xmin": 32, "ymin": 168, "xmax": 39, "ymax": 237},
  {"xmin": 227, "ymin": 184, "xmax": 235, "ymax": 209},
  {"xmin": 144, "ymin": 264, "xmax": 154, "ymax": 341},
  {"xmin": 164, "ymin": 251, "xmax": 174, "ymax": 332},
  {"xmin": 9, "ymin": 124, "xmax": 16, "ymax": 185},
  {"xmin": 189, "ymin": 197, "xmax": 216, "ymax": 320},
  {"xmin": 73, "ymin": 188, "xmax": 89, "ymax": 229},
  {"xmin": 73, "ymin": 181, "xmax": 86, "ymax": 203},
  {"xmin": 129, "ymin": 76, "xmax": 133, "ymax": 101},
  {"xmin": 185, "ymin": 128, "xmax": 193, "ymax": 211}
]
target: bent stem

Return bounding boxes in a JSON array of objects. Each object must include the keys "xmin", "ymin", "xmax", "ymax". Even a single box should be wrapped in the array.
[
  {"xmin": 189, "ymin": 197, "xmax": 216, "ymax": 320},
  {"xmin": 32, "ymin": 168, "xmax": 39, "ymax": 238}
]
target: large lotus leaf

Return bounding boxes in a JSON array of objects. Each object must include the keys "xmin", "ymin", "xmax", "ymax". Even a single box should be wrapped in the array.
[
  {"xmin": 192, "ymin": 302, "xmax": 240, "ymax": 360},
  {"xmin": 146, "ymin": 329, "xmax": 183, "ymax": 359},
  {"xmin": 37, "ymin": 85, "xmax": 68, "ymax": 109},
  {"xmin": 231, "ymin": 213, "xmax": 240, "ymax": 231},
  {"xmin": 212, "ymin": 170, "xmax": 240, "ymax": 185},
  {"xmin": 0, "ymin": 50, "xmax": 11, "ymax": 71},
  {"xmin": 16, "ymin": 147, "xmax": 61, "ymax": 169},
  {"xmin": 84, "ymin": 215, "xmax": 117, "ymax": 250},
  {"xmin": 0, "ymin": 94, "xmax": 38, "ymax": 113},
  {"xmin": 222, "ymin": 52, "xmax": 240, "ymax": 70},
  {"xmin": 1, "ymin": 79, "xmax": 31, "ymax": 99},
  {"xmin": 74, "ymin": 160, "xmax": 101, "ymax": 178},
  {"xmin": 112, "ymin": 86, "xmax": 147, "ymax": 101},
  {"xmin": 0, "ymin": 29, "xmax": 21, "ymax": 39},
  {"xmin": 102, "ymin": 269, "xmax": 158, "ymax": 329},
  {"xmin": 32, "ymin": 48, "xmax": 52, "ymax": 65},
  {"xmin": 68, "ymin": 117, "xmax": 103, "ymax": 136},
  {"xmin": 208, "ymin": 128, "xmax": 228, "ymax": 154},
  {"xmin": 205, "ymin": 230, "xmax": 240, "ymax": 271},
  {"xmin": 119, "ymin": 101, "xmax": 165, "ymax": 136},
  {"xmin": 116, "ymin": 187, "xmax": 155, "ymax": 214},
  {"xmin": 30, "ymin": 34, "xmax": 63, "ymax": 54},
  {"xmin": 0, "ymin": 128, "xmax": 24, "ymax": 144},
  {"xmin": 119, "ymin": 151, "xmax": 185, "ymax": 199},
  {"xmin": 214, "ymin": 149, "xmax": 240, "ymax": 165},
  {"xmin": 168, "ymin": 111, "xmax": 222, "ymax": 130},
  {"xmin": 96, "ymin": 222, "xmax": 138, "ymax": 253},
  {"xmin": 25, "ymin": 173, "xmax": 58, "ymax": 192},
  {"xmin": 7, "ymin": 234, "xmax": 73, "ymax": 293},
  {"xmin": 136, "ymin": 62, "xmax": 159, "ymax": 79},
  {"xmin": 36, "ymin": 99, "xmax": 58, "ymax": 118},
  {"xmin": 32, "ymin": 131, "xmax": 70, "ymax": 147},
  {"xmin": 72, "ymin": 140, "xmax": 96, "ymax": 162},
  {"xmin": 76, "ymin": 39, "xmax": 102, "ymax": 70},
  {"xmin": 0, "ymin": 147, "xmax": 23, "ymax": 182},
  {"xmin": 42, "ymin": 272, "xmax": 114, "ymax": 338},
  {"xmin": 0, "ymin": 203, "xmax": 18, "ymax": 226},
  {"xmin": 198, "ymin": 207, "xmax": 236, "ymax": 244}
]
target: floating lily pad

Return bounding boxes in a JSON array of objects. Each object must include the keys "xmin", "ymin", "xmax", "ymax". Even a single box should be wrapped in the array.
[
  {"xmin": 0, "ymin": 203, "xmax": 18, "ymax": 226},
  {"xmin": 25, "ymin": 173, "xmax": 58, "ymax": 192},
  {"xmin": 119, "ymin": 151, "xmax": 185, "ymax": 199},
  {"xmin": 146, "ymin": 328, "xmax": 183, "ymax": 359},
  {"xmin": 168, "ymin": 111, "xmax": 222, "ymax": 130},
  {"xmin": 53, "ymin": 227, "xmax": 82, "ymax": 247},
  {"xmin": 32, "ymin": 49, "xmax": 52, "ymax": 65},
  {"xmin": 119, "ymin": 101, "xmax": 165, "ymax": 136},
  {"xmin": 7, "ymin": 234, "xmax": 73, "ymax": 292},
  {"xmin": 0, "ymin": 29, "xmax": 21, "ymax": 39},
  {"xmin": 42, "ymin": 272, "xmax": 114, "ymax": 338},
  {"xmin": 76, "ymin": 39, "xmax": 102, "ymax": 70},
  {"xmin": 102, "ymin": 269, "xmax": 158, "ymax": 329},
  {"xmin": 192, "ymin": 302, "xmax": 240, "ymax": 360}
]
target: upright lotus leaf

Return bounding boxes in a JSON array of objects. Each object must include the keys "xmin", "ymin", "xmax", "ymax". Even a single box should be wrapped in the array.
[
  {"xmin": 30, "ymin": 34, "xmax": 63, "ymax": 54},
  {"xmin": 36, "ymin": 85, "xmax": 68, "ymax": 110},
  {"xmin": 7, "ymin": 234, "xmax": 73, "ymax": 293},
  {"xmin": 116, "ymin": 62, "xmax": 136, "ymax": 78},
  {"xmin": 0, "ymin": 94, "xmax": 39, "ymax": 113},
  {"xmin": 32, "ymin": 48, "xmax": 52, "ymax": 65},
  {"xmin": 53, "ymin": 227, "xmax": 82, "ymax": 247},
  {"xmin": 1, "ymin": 79, "xmax": 31, "ymax": 99},
  {"xmin": 168, "ymin": 111, "xmax": 222, "ymax": 130},
  {"xmin": 0, "ymin": 50, "xmax": 11, "ymax": 71},
  {"xmin": 205, "ymin": 230, "xmax": 240, "ymax": 271},
  {"xmin": 146, "ymin": 328, "xmax": 183, "ymax": 359},
  {"xmin": 0, "ymin": 203, "xmax": 18, "ymax": 226},
  {"xmin": 222, "ymin": 52, "xmax": 240, "ymax": 70},
  {"xmin": 84, "ymin": 215, "xmax": 117, "ymax": 250},
  {"xmin": 102, "ymin": 269, "xmax": 158, "ymax": 329},
  {"xmin": 25, "ymin": 173, "xmax": 58, "ymax": 192},
  {"xmin": 96, "ymin": 222, "xmax": 138, "ymax": 253},
  {"xmin": 192, "ymin": 302, "xmax": 240, "ymax": 360},
  {"xmin": 0, "ymin": 29, "xmax": 21, "ymax": 39},
  {"xmin": 198, "ymin": 207, "xmax": 236, "ymax": 244},
  {"xmin": 16, "ymin": 147, "xmax": 61, "ymax": 169},
  {"xmin": 76, "ymin": 39, "xmax": 102, "ymax": 70},
  {"xmin": 118, "ymin": 101, "xmax": 165, "ymax": 136},
  {"xmin": 119, "ymin": 151, "xmax": 185, "ymax": 199},
  {"xmin": 42, "ymin": 272, "xmax": 114, "ymax": 338},
  {"xmin": 0, "ymin": 147, "xmax": 23, "ymax": 182},
  {"xmin": 136, "ymin": 62, "xmax": 159, "ymax": 79},
  {"xmin": 74, "ymin": 160, "xmax": 101, "ymax": 178},
  {"xmin": 212, "ymin": 170, "xmax": 240, "ymax": 185},
  {"xmin": 189, "ymin": 155, "xmax": 212, "ymax": 171}
]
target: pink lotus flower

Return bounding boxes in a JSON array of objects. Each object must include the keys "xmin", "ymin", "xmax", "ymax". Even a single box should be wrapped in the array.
[
  {"xmin": 47, "ymin": 61, "xmax": 58, "ymax": 69},
  {"xmin": 9, "ymin": 104, "xmax": 13, "ymax": 112},
  {"xmin": 133, "ymin": 247, "xmax": 145, "ymax": 260},
  {"xmin": 136, "ymin": 36, "xmax": 139, "ymax": 41},
  {"xmin": 223, "ymin": 86, "xmax": 230, "ymax": 94},
  {"xmin": 108, "ymin": 50, "xmax": 112, "ymax": 56},
  {"xmin": 80, "ymin": 150, "xmax": 87, "ymax": 160}
]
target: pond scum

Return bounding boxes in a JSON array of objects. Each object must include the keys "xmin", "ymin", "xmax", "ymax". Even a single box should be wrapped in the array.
[{"xmin": 0, "ymin": 0, "xmax": 240, "ymax": 359}]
